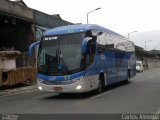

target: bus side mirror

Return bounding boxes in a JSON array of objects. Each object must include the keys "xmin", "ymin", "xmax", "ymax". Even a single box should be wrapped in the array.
[
  {"xmin": 81, "ymin": 37, "xmax": 92, "ymax": 54},
  {"xmin": 28, "ymin": 41, "xmax": 40, "ymax": 57},
  {"xmin": 91, "ymin": 30, "xmax": 102, "ymax": 36}
]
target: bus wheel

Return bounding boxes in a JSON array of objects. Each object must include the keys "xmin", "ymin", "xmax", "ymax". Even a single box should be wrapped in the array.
[
  {"xmin": 126, "ymin": 71, "xmax": 130, "ymax": 83},
  {"xmin": 96, "ymin": 76, "xmax": 105, "ymax": 94}
]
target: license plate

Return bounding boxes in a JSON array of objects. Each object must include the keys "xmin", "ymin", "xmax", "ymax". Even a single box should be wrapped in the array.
[{"xmin": 53, "ymin": 87, "xmax": 62, "ymax": 91}]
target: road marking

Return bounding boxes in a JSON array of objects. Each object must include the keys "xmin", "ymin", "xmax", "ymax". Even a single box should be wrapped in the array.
[
  {"xmin": 90, "ymin": 90, "xmax": 112, "ymax": 99},
  {"xmin": 34, "ymin": 93, "xmax": 58, "ymax": 99},
  {"xmin": 155, "ymin": 107, "xmax": 160, "ymax": 114}
]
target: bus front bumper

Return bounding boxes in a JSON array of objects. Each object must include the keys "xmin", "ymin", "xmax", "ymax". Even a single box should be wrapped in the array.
[{"xmin": 37, "ymin": 78, "xmax": 87, "ymax": 93}]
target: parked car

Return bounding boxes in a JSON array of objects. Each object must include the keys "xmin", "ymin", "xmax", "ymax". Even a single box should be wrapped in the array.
[{"xmin": 136, "ymin": 61, "xmax": 144, "ymax": 73}]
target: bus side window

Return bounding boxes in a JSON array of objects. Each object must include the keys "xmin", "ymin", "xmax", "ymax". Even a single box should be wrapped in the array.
[
  {"xmin": 97, "ymin": 32, "xmax": 106, "ymax": 53},
  {"xmin": 85, "ymin": 40, "xmax": 96, "ymax": 67}
]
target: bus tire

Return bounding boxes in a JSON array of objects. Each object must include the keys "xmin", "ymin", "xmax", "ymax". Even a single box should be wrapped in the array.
[
  {"xmin": 126, "ymin": 70, "xmax": 130, "ymax": 83},
  {"xmin": 96, "ymin": 74, "xmax": 105, "ymax": 94}
]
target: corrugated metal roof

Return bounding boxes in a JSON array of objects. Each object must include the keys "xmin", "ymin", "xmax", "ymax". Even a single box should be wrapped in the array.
[
  {"xmin": 10, "ymin": 0, "xmax": 28, "ymax": 7},
  {"xmin": 34, "ymin": 10, "xmax": 72, "ymax": 28}
]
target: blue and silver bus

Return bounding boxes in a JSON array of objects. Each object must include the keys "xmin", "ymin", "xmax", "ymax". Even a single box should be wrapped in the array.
[{"xmin": 29, "ymin": 24, "xmax": 136, "ymax": 93}]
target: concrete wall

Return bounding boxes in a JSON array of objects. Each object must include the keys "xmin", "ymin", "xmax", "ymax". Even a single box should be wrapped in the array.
[
  {"xmin": 143, "ymin": 59, "xmax": 160, "ymax": 69},
  {"xmin": 0, "ymin": 0, "xmax": 33, "ymax": 20},
  {"xmin": 147, "ymin": 59, "xmax": 160, "ymax": 68}
]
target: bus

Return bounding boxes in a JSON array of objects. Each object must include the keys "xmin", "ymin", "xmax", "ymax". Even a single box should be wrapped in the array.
[{"xmin": 29, "ymin": 24, "xmax": 136, "ymax": 93}]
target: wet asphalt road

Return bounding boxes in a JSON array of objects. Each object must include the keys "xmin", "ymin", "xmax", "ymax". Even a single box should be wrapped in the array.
[{"xmin": 0, "ymin": 68, "xmax": 160, "ymax": 114}]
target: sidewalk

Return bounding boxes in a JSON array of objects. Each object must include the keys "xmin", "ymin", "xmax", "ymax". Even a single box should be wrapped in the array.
[{"xmin": 0, "ymin": 83, "xmax": 38, "ymax": 97}]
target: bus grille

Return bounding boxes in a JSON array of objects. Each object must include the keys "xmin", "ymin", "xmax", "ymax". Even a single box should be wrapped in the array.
[{"xmin": 41, "ymin": 80, "xmax": 76, "ymax": 85}]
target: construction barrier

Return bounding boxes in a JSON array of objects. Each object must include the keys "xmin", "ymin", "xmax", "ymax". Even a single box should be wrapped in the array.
[{"xmin": 1, "ymin": 67, "xmax": 36, "ymax": 86}]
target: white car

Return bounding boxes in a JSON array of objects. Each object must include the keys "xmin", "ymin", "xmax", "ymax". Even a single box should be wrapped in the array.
[{"xmin": 136, "ymin": 61, "xmax": 144, "ymax": 73}]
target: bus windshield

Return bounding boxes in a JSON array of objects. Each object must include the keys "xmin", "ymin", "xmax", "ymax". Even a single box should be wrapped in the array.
[{"xmin": 38, "ymin": 33, "xmax": 85, "ymax": 76}]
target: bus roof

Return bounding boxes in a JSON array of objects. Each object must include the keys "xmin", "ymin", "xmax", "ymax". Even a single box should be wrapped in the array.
[{"xmin": 44, "ymin": 24, "xmax": 125, "ymax": 38}]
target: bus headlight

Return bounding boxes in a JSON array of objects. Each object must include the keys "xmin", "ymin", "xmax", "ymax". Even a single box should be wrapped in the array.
[
  {"xmin": 76, "ymin": 85, "xmax": 82, "ymax": 90},
  {"xmin": 38, "ymin": 86, "xmax": 43, "ymax": 90}
]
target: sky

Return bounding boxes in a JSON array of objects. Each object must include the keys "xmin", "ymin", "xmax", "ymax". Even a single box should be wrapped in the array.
[{"xmin": 23, "ymin": 0, "xmax": 160, "ymax": 50}]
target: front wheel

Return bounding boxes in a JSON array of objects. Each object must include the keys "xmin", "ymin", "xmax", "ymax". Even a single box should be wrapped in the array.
[
  {"xmin": 96, "ymin": 79, "xmax": 105, "ymax": 94},
  {"xmin": 125, "ymin": 71, "xmax": 131, "ymax": 83},
  {"xmin": 97, "ymin": 80, "xmax": 103, "ymax": 93}
]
